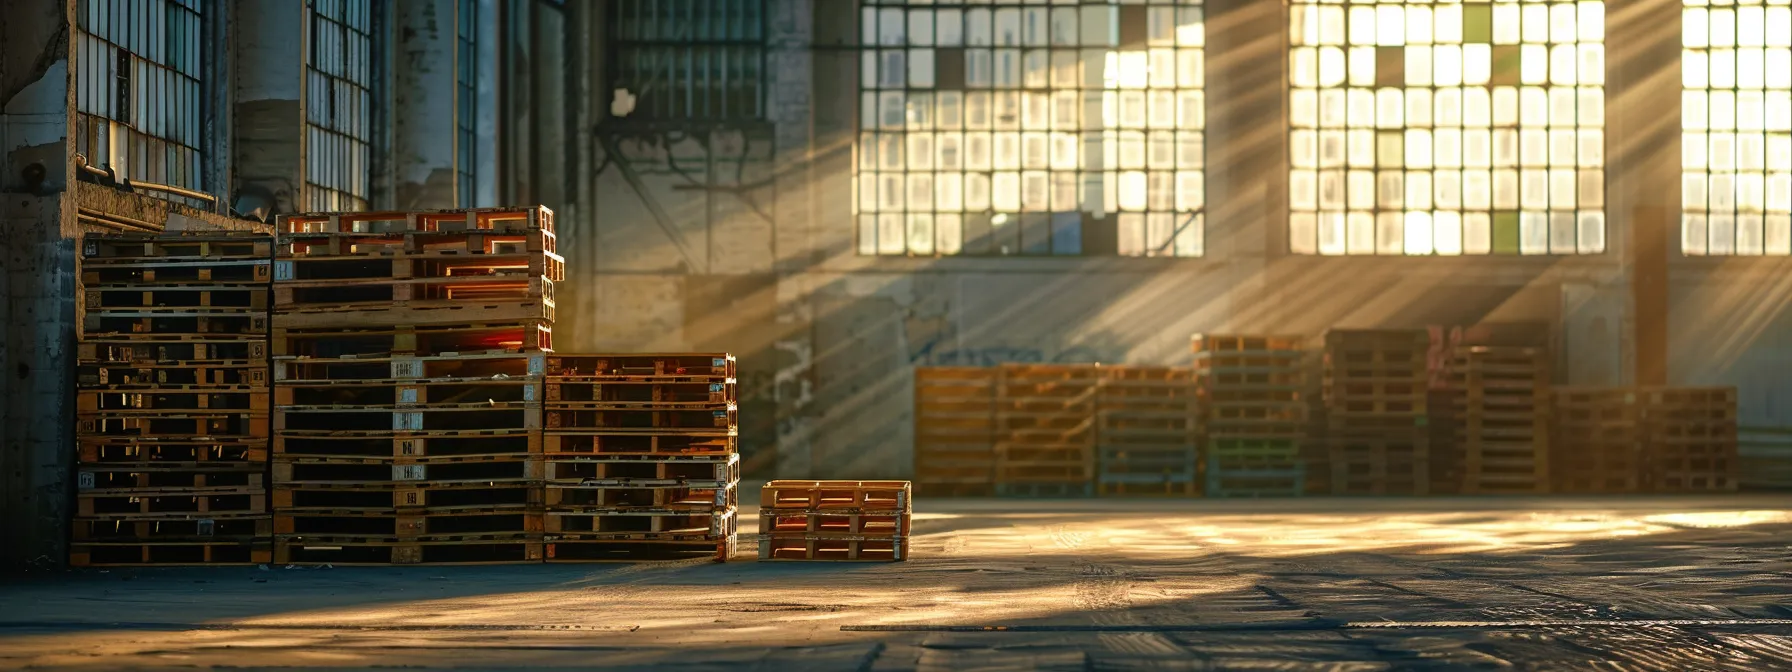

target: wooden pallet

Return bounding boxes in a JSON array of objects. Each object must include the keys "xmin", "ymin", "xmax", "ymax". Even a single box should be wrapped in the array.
[
  {"xmin": 273, "ymin": 319, "xmax": 554, "ymax": 358},
  {"xmin": 1191, "ymin": 333, "xmax": 1304, "ymax": 354},
  {"xmin": 78, "ymin": 388, "xmax": 270, "ymax": 414},
  {"xmin": 760, "ymin": 510, "xmax": 907, "ymax": 536},
  {"xmin": 545, "ymin": 537, "xmax": 733, "ymax": 563},
  {"xmin": 543, "ymin": 452, "xmax": 739, "ymax": 487},
  {"xmin": 77, "ymin": 488, "xmax": 267, "ymax": 518},
  {"xmin": 274, "ymin": 482, "xmax": 541, "ymax": 511},
  {"xmin": 82, "ymin": 258, "xmax": 272, "ymax": 286},
  {"xmin": 547, "ymin": 379, "xmax": 733, "ymax": 404},
  {"xmin": 79, "ymin": 464, "xmax": 263, "ymax": 490},
  {"xmin": 276, "ymin": 432, "xmax": 542, "ymax": 459},
  {"xmin": 79, "ymin": 339, "xmax": 269, "ymax": 364},
  {"xmin": 758, "ymin": 534, "xmax": 908, "ymax": 561},
  {"xmin": 84, "ymin": 232, "xmax": 273, "ymax": 261},
  {"xmin": 542, "ymin": 432, "xmax": 737, "ymax": 456},
  {"xmin": 275, "ymin": 537, "xmax": 545, "ymax": 565},
  {"xmin": 71, "ymin": 539, "xmax": 273, "ymax": 567},
  {"xmin": 78, "ymin": 412, "xmax": 270, "ymax": 439},
  {"xmin": 760, "ymin": 480, "xmax": 911, "ymax": 511},
  {"xmin": 1204, "ymin": 465, "xmax": 1304, "ymax": 498},
  {"xmin": 275, "ymin": 510, "xmax": 543, "ymax": 539},
  {"xmin": 277, "ymin": 206, "xmax": 555, "ymax": 235},
  {"xmin": 73, "ymin": 515, "xmax": 273, "ymax": 541},
  {"xmin": 80, "ymin": 436, "xmax": 268, "ymax": 464},
  {"xmin": 1640, "ymin": 386, "xmax": 1739, "ymax": 492},
  {"xmin": 82, "ymin": 311, "xmax": 270, "ymax": 337},
  {"xmin": 546, "ymin": 353, "xmax": 735, "ymax": 379},
  {"xmin": 993, "ymin": 481, "xmax": 1093, "ymax": 498},
  {"xmin": 273, "ymin": 298, "xmax": 554, "ymax": 331},
  {"xmin": 273, "ymin": 456, "xmax": 542, "ymax": 486},
  {"xmin": 277, "ymin": 231, "xmax": 559, "ymax": 267},
  {"xmin": 276, "ymin": 403, "xmax": 543, "ymax": 435},
  {"xmin": 545, "ymin": 484, "xmax": 736, "ymax": 510},
  {"xmin": 544, "ymin": 404, "xmax": 736, "ymax": 432},
  {"xmin": 274, "ymin": 275, "xmax": 554, "ymax": 312}
]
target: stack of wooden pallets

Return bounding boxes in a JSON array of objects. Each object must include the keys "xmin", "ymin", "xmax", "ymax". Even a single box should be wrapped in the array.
[
  {"xmin": 1094, "ymin": 366, "xmax": 1198, "ymax": 496},
  {"xmin": 758, "ymin": 481, "xmax": 910, "ymax": 561},
  {"xmin": 541, "ymin": 353, "xmax": 739, "ymax": 561},
  {"xmin": 1552, "ymin": 388, "xmax": 1642, "ymax": 493},
  {"xmin": 993, "ymin": 364, "xmax": 1098, "ymax": 497},
  {"xmin": 271, "ymin": 207, "xmax": 559, "ymax": 565},
  {"xmin": 1192, "ymin": 334, "xmax": 1307, "ymax": 497},
  {"xmin": 73, "ymin": 232, "xmax": 273, "ymax": 566},
  {"xmin": 1451, "ymin": 347, "xmax": 1550, "ymax": 494},
  {"xmin": 1641, "ymin": 387, "xmax": 1739, "ymax": 492},
  {"xmin": 1323, "ymin": 329, "xmax": 1431, "ymax": 495},
  {"xmin": 912, "ymin": 367, "xmax": 997, "ymax": 497}
]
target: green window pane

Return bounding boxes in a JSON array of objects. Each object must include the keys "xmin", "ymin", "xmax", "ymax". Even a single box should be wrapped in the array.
[
  {"xmin": 1492, "ymin": 211, "xmax": 1521, "ymax": 253},
  {"xmin": 1462, "ymin": 4, "xmax": 1493, "ymax": 44}
]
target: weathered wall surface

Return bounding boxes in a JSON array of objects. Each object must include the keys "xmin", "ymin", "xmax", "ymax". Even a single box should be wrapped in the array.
[{"xmin": 554, "ymin": 0, "xmax": 1791, "ymax": 480}]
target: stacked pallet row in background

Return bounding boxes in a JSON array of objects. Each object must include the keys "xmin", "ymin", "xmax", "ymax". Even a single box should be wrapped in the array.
[
  {"xmin": 542, "ymin": 354, "xmax": 739, "ymax": 561},
  {"xmin": 1094, "ymin": 366, "xmax": 1198, "ymax": 496},
  {"xmin": 1323, "ymin": 330, "xmax": 1431, "ymax": 495},
  {"xmin": 993, "ymin": 364, "xmax": 1098, "ymax": 497},
  {"xmin": 1450, "ymin": 347, "xmax": 1550, "ymax": 494},
  {"xmin": 759, "ymin": 481, "xmax": 910, "ymax": 561},
  {"xmin": 271, "ymin": 207, "xmax": 559, "ymax": 565},
  {"xmin": 73, "ymin": 233, "xmax": 273, "ymax": 566},
  {"xmin": 1552, "ymin": 388, "xmax": 1641, "ymax": 493},
  {"xmin": 1192, "ymin": 335, "xmax": 1307, "ymax": 497},
  {"xmin": 1739, "ymin": 425, "xmax": 1792, "ymax": 492},
  {"xmin": 912, "ymin": 367, "xmax": 997, "ymax": 496},
  {"xmin": 1641, "ymin": 387, "xmax": 1738, "ymax": 492}
]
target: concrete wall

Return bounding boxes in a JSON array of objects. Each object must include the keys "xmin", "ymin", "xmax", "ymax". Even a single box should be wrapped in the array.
[{"xmin": 555, "ymin": 0, "xmax": 1792, "ymax": 479}]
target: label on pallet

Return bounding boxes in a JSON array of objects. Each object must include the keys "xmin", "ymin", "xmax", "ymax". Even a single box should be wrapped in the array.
[
  {"xmin": 393, "ymin": 412, "xmax": 424, "ymax": 431},
  {"xmin": 398, "ymin": 439, "xmax": 419, "ymax": 456},
  {"xmin": 528, "ymin": 354, "xmax": 546, "ymax": 376},
  {"xmin": 393, "ymin": 464, "xmax": 427, "ymax": 481},
  {"xmin": 273, "ymin": 261, "xmax": 294, "ymax": 281},
  {"xmin": 522, "ymin": 385, "xmax": 536, "ymax": 402},
  {"xmin": 82, "ymin": 241, "xmax": 98, "ymax": 257},
  {"xmin": 391, "ymin": 359, "xmax": 422, "ymax": 379},
  {"xmin": 77, "ymin": 472, "xmax": 95, "ymax": 490},
  {"xmin": 197, "ymin": 519, "xmax": 215, "ymax": 537},
  {"xmin": 397, "ymin": 387, "xmax": 420, "ymax": 405}
]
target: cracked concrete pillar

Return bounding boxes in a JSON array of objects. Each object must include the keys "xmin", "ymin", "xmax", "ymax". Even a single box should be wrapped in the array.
[
  {"xmin": 233, "ymin": 0, "xmax": 306, "ymax": 217},
  {"xmin": 1, "ymin": 0, "xmax": 76, "ymax": 569},
  {"xmin": 394, "ymin": 0, "xmax": 461, "ymax": 209}
]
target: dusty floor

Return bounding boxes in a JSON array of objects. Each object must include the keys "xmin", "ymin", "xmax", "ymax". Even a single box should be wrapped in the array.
[{"xmin": 3, "ymin": 495, "xmax": 1791, "ymax": 671}]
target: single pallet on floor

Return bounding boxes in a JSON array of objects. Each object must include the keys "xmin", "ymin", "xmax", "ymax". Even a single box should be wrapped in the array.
[
  {"xmin": 541, "ymin": 353, "xmax": 739, "ymax": 562},
  {"xmin": 758, "ymin": 480, "xmax": 911, "ymax": 561},
  {"xmin": 73, "ymin": 231, "xmax": 274, "ymax": 566},
  {"xmin": 913, "ymin": 367, "xmax": 998, "ymax": 497},
  {"xmin": 993, "ymin": 364, "xmax": 1097, "ymax": 497},
  {"xmin": 271, "ymin": 207, "xmax": 559, "ymax": 565},
  {"xmin": 1322, "ymin": 329, "xmax": 1431, "ymax": 495},
  {"xmin": 1095, "ymin": 365, "xmax": 1198, "ymax": 496},
  {"xmin": 1192, "ymin": 334, "xmax": 1307, "ymax": 498}
]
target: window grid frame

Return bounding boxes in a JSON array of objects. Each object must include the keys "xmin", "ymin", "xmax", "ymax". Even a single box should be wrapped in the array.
[
  {"xmin": 855, "ymin": 0, "xmax": 1209, "ymax": 259},
  {"xmin": 1679, "ymin": 0, "xmax": 1792, "ymax": 256},
  {"xmin": 306, "ymin": 0, "xmax": 375, "ymax": 212},
  {"xmin": 609, "ymin": 0, "xmax": 769, "ymax": 122},
  {"xmin": 74, "ymin": 0, "xmax": 206, "ymax": 199},
  {"xmin": 1287, "ymin": 0, "xmax": 1610, "ymax": 257}
]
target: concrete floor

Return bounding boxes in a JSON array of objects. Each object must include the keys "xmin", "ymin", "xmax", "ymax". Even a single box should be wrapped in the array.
[{"xmin": 2, "ymin": 496, "xmax": 1790, "ymax": 671}]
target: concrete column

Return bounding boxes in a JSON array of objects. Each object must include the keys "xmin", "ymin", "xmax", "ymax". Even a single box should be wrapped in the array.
[
  {"xmin": 474, "ymin": 0, "xmax": 499, "ymax": 207},
  {"xmin": 232, "ymin": 0, "xmax": 307, "ymax": 216},
  {"xmin": 393, "ymin": 0, "xmax": 460, "ymax": 209},
  {"xmin": 0, "ymin": 0, "xmax": 76, "ymax": 569},
  {"xmin": 1204, "ymin": 0, "xmax": 1286, "ymax": 263},
  {"xmin": 1608, "ymin": 0, "xmax": 1682, "ymax": 385},
  {"xmin": 533, "ymin": 1, "xmax": 567, "ymax": 212}
]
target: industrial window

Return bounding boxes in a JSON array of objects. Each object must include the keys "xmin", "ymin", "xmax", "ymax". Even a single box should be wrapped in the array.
[
  {"xmin": 457, "ymin": 0, "xmax": 479, "ymax": 208},
  {"xmin": 74, "ymin": 0, "xmax": 205, "ymax": 198},
  {"xmin": 306, "ymin": 0, "xmax": 374, "ymax": 212},
  {"xmin": 856, "ymin": 0, "xmax": 1207, "ymax": 257},
  {"xmin": 1288, "ymin": 0, "xmax": 1607, "ymax": 255},
  {"xmin": 1681, "ymin": 0, "xmax": 1792, "ymax": 255},
  {"xmin": 610, "ymin": 0, "xmax": 766, "ymax": 121}
]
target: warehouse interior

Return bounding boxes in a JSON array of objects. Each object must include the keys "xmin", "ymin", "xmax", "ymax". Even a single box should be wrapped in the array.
[{"xmin": 3, "ymin": 0, "xmax": 1792, "ymax": 668}]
